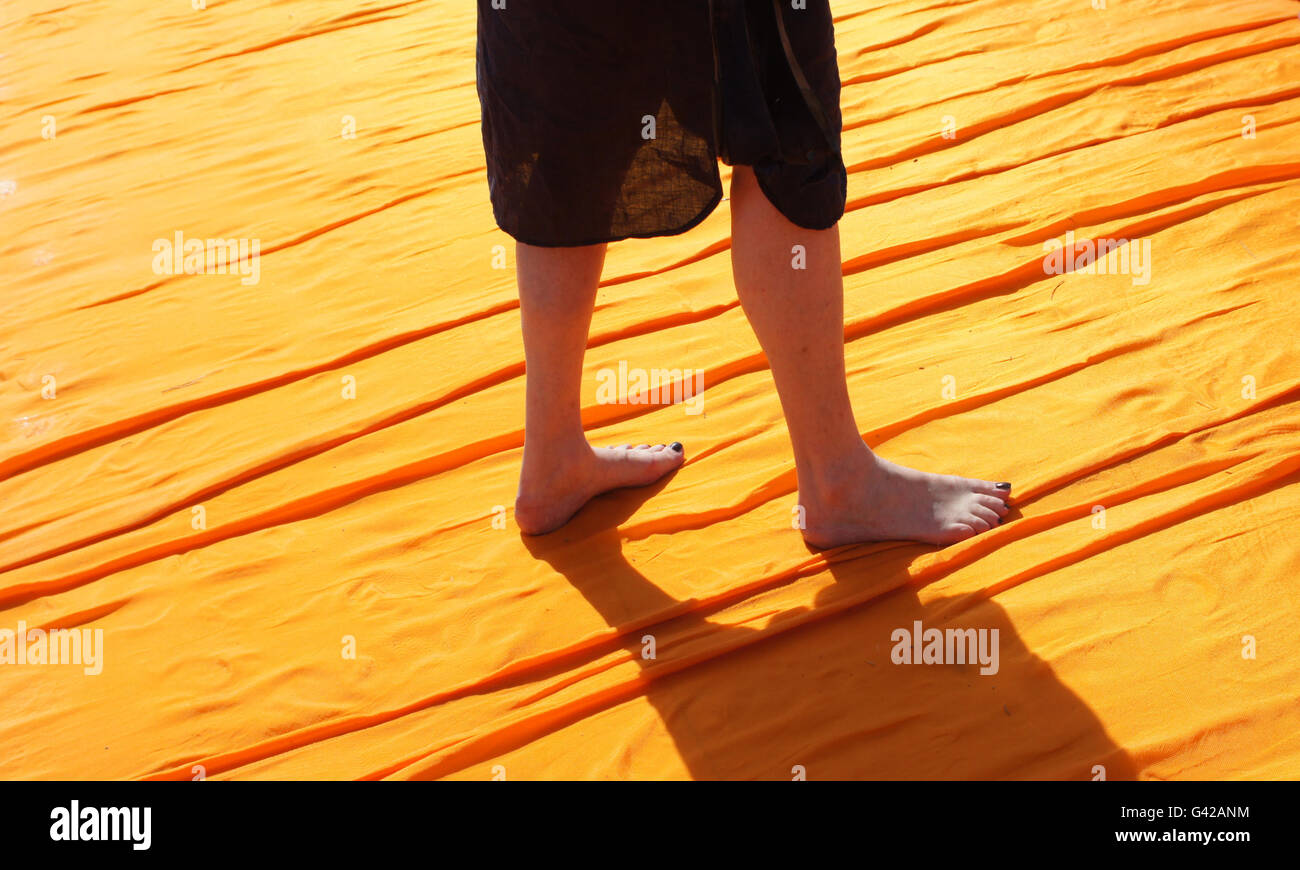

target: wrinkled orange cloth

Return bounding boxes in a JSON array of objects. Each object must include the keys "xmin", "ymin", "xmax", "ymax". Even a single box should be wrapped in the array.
[{"xmin": 2, "ymin": 0, "xmax": 1298, "ymax": 780}]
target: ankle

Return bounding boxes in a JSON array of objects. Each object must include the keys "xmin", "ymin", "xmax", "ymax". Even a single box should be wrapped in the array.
[
  {"xmin": 520, "ymin": 434, "xmax": 592, "ymax": 480},
  {"xmin": 796, "ymin": 441, "xmax": 877, "ymax": 506}
]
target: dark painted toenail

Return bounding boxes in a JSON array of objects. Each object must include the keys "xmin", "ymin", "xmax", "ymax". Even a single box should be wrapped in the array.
[
  {"xmin": 670, "ymin": 441, "xmax": 683, "ymax": 453},
  {"xmin": 995, "ymin": 482, "xmax": 1011, "ymax": 490}
]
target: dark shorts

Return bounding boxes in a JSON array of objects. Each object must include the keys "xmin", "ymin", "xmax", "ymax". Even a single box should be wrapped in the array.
[{"xmin": 475, "ymin": 0, "xmax": 847, "ymax": 247}]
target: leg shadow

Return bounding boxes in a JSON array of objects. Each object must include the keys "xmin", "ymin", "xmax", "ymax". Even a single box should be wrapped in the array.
[{"xmin": 525, "ymin": 490, "xmax": 1137, "ymax": 780}]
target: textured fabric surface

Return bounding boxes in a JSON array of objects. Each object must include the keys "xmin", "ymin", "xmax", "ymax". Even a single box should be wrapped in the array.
[
  {"xmin": 476, "ymin": 0, "xmax": 847, "ymax": 245},
  {"xmin": 3, "ymin": 0, "xmax": 1299, "ymax": 780}
]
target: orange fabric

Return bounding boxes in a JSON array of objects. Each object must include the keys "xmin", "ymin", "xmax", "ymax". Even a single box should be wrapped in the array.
[{"xmin": 3, "ymin": 0, "xmax": 1298, "ymax": 780}]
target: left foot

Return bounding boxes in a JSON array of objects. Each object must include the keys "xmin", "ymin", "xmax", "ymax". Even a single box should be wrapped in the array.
[{"xmin": 798, "ymin": 446, "xmax": 1012, "ymax": 548}]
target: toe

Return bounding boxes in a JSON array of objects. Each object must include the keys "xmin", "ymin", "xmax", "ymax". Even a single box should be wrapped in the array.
[
  {"xmin": 971, "ymin": 479, "xmax": 1012, "ymax": 499},
  {"xmin": 970, "ymin": 504, "xmax": 1001, "ymax": 527},
  {"xmin": 636, "ymin": 444, "xmax": 683, "ymax": 467},
  {"xmin": 975, "ymin": 494, "xmax": 1009, "ymax": 516},
  {"xmin": 942, "ymin": 522, "xmax": 979, "ymax": 543},
  {"xmin": 964, "ymin": 514, "xmax": 993, "ymax": 533}
]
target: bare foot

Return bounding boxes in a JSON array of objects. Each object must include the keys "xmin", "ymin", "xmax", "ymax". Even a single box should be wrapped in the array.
[
  {"xmin": 799, "ymin": 447, "xmax": 1011, "ymax": 549},
  {"xmin": 515, "ymin": 441, "xmax": 685, "ymax": 535}
]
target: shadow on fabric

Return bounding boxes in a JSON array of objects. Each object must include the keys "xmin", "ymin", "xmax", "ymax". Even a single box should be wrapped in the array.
[{"xmin": 524, "ymin": 477, "xmax": 1138, "ymax": 780}]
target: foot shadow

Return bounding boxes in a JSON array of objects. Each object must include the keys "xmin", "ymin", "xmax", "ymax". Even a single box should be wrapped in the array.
[{"xmin": 524, "ymin": 488, "xmax": 1137, "ymax": 780}]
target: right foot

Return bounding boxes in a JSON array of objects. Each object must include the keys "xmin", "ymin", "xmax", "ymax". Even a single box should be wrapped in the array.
[
  {"xmin": 799, "ymin": 448, "xmax": 1012, "ymax": 549},
  {"xmin": 515, "ymin": 442, "xmax": 685, "ymax": 535}
]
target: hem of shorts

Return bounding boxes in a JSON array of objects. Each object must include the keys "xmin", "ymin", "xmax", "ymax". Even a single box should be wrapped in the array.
[
  {"xmin": 752, "ymin": 167, "xmax": 845, "ymax": 232},
  {"xmin": 494, "ymin": 186, "xmax": 725, "ymax": 249}
]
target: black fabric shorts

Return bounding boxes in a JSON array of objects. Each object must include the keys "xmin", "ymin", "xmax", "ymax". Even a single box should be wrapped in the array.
[{"xmin": 475, "ymin": 0, "xmax": 847, "ymax": 247}]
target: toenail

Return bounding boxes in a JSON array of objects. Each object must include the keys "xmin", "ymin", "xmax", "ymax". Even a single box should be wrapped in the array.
[
  {"xmin": 670, "ymin": 441, "xmax": 683, "ymax": 453},
  {"xmin": 995, "ymin": 482, "xmax": 1011, "ymax": 490}
]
